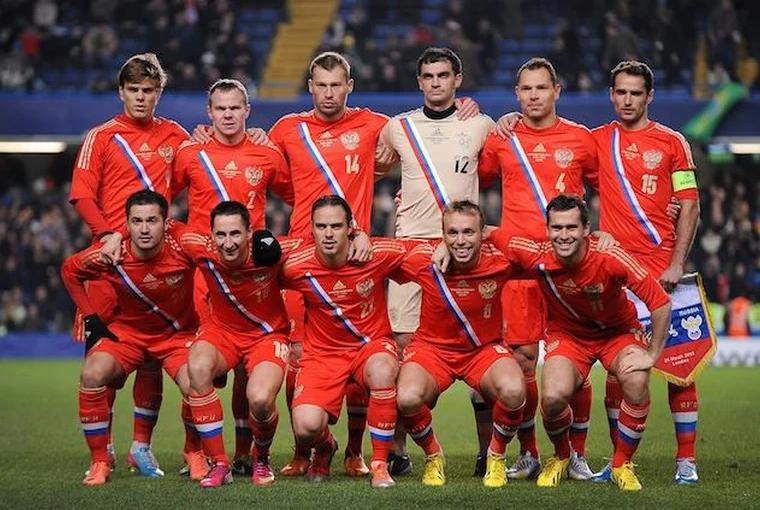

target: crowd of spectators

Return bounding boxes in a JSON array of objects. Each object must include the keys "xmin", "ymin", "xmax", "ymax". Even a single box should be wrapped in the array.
[
  {"xmin": 1, "ymin": 0, "xmax": 757, "ymax": 94},
  {"xmin": 0, "ymin": 0, "xmax": 283, "ymax": 93}
]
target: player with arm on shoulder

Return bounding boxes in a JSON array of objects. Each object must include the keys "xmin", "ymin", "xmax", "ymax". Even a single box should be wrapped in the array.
[
  {"xmin": 61, "ymin": 191, "xmax": 198, "ymax": 486},
  {"xmin": 168, "ymin": 78, "xmax": 293, "ymax": 476},
  {"xmin": 495, "ymin": 194, "xmax": 670, "ymax": 491},
  {"xmin": 376, "ymin": 46, "xmax": 495, "ymax": 475},
  {"xmin": 476, "ymin": 57, "xmax": 599, "ymax": 479},
  {"xmin": 175, "ymin": 201, "xmax": 299, "ymax": 488},
  {"xmin": 280, "ymin": 195, "xmax": 409, "ymax": 488},
  {"xmin": 591, "ymin": 60, "xmax": 702, "ymax": 485},
  {"xmin": 394, "ymin": 201, "xmax": 526, "ymax": 488},
  {"xmin": 68, "ymin": 53, "xmax": 189, "ymax": 477}
]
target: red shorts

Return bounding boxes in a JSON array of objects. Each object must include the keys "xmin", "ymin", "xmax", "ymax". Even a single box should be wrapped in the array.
[
  {"xmin": 194, "ymin": 269, "xmax": 211, "ymax": 323},
  {"xmin": 543, "ymin": 329, "xmax": 648, "ymax": 380},
  {"xmin": 196, "ymin": 322, "xmax": 289, "ymax": 375},
  {"xmin": 293, "ymin": 339, "xmax": 398, "ymax": 423},
  {"xmin": 283, "ymin": 289, "xmax": 305, "ymax": 343},
  {"xmin": 403, "ymin": 340, "xmax": 513, "ymax": 395},
  {"xmin": 502, "ymin": 280, "xmax": 546, "ymax": 346},
  {"xmin": 88, "ymin": 328, "xmax": 193, "ymax": 380}
]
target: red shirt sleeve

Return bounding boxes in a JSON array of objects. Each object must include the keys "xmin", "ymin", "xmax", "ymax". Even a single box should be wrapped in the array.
[
  {"xmin": 60, "ymin": 245, "xmax": 110, "ymax": 315},
  {"xmin": 74, "ymin": 198, "xmax": 112, "ymax": 238},
  {"xmin": 670, "ymin": 133, "xmax": 699, "ymax": 200},
  {"xmin": 268, "ymin": 147, "xmax": 295, "ymax": 206},
  {"xmin": 580, "ymin": 129, "xmax": 600, "ymax": 191},
  {"xmin": 70, "ymin": 128, "xmax": 105, "ymax": 204},
  {"xmin": 478, "ymin": 134, "xmax": 501, "ymax": 189},
  {"xmin": 170, "ymin": 142, "xmax": 193, "ymax": 199}
]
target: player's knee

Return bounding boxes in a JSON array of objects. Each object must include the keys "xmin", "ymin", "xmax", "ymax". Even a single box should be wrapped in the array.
[
  {"xmin": 247, "ymin": 388, "xmax": 275, "ymax": 419},
  {"xmin": 187, "ymin": 356, "xmax": 215, "ymax": 392},
  {"xmin": 366, "ymin": 357, "xmax": 398, "ymax": 388},
  {"xmin": 80, "ymin": 357, "xmax": 115, "ymax": 387},
  {"xmin": 493, "ymin": 377, "xmax": 525, "ymax": 409},
  {"xmin": 397, "ymin": 385, "xmax": 425, "ymax": 415},
  {"xmin": 292, "ymin": 411, "xmax": 321, "ymax": 441},
  {"xmin": 619, "ymin": 372, "xmax": 649, "ymax": 404}
]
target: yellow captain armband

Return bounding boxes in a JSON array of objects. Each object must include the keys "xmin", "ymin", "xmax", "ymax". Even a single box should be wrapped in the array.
[{"xmin": 672, "ymin": 170, "xmax": 697, "ymax": 192}]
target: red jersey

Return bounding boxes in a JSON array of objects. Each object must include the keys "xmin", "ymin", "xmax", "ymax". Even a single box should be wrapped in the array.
[
  {"xmin": 61, "ymin": 221, "xmax": 198, "ymax": 340},
  {"xmin": 491, "ymin": 230, "xmax": 669, "ymax": 340},
  {"xmin": 479, "ymin": 117, "xmax": 598, "ymax": 241},
  {"xmin": 70, "ymin": 114, "xmax": 188, "ymax": 230},
  {"xmin": 268, "ymin": 108, "xmax": 389, "ymax": 237},
  {"xmin": 280, "ymin": 238, "xmax": 406, "ymax": 353},
  {"xmin": 396, "ymin": 242, "xmax": 523, "ymax": 351},
  {"xmin": 593, "ymin": 120, "xmax": 698, "ymax": 259},
  {"xmin": 178, "ymin": 230, "xmax": 300, "ymax": 335},
  {"xmin": 171, "ymin": 137, "xmax": 293, "ymax": 232}
]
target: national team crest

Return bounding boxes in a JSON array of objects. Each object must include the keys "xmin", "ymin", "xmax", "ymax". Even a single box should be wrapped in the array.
[
  {"xmin": 245, "ymin": 166, "xmax": 264, "ymax": 186},
  {"xmin": 158, "ymin": 144, "xmax": 174, "ymax": 164},
  {"xmin": 642, "ymin": 149, "xmax": 663, "ymax": 170},
  {"xmin": 627, "ymin": 273, "xmax": 717, "ymax": 386},
  {"xmin": 478, "ymin": 280, "xmax": 498, "ymax": 300},
  {"xmin": 553, "ymin": 148, "xmax": 574, "ymax": 169},
  {"xmin": 340, "ymin": 131, "xmax": 360, "ymax": 150},
  {"xmin": 355, "ymin": 278, "xmax": 374, "ymax": 298}
]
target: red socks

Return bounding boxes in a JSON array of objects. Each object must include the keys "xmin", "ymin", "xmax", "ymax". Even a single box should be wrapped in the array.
[
  {"xmin": 612, "ymin": 399, "xmax": 650, "ymax": 467},
  {"xmin": 517, "ymin": 371, "xmax": 539, "ymax": 457},
  {"xmin": 367, "ymin": 387, "xmax": 396, "ymax": 463},
  {"xmin": 669, "ymin": 382, "xmax": 698, "ymax": 460},
  {"xmin": 402, "ymin": 405, "xmax": 441, "ymax": 456},
  {"xmin": 232, "ymin": 370, "xmax": 252, "ymax": 460},
  {"xmin": 132, "ymin": 368, "xmax": 162, "ymax": 444},
  {"xmin": 189, "ymin": 389, "xmax": 227, "ymax": 465},
  {"xmin": 489, "ymin": 400, "xmax": 524, "ymax": 456},
  {"xmin": 79, "ymin": 385, "xmax": 111, "ymax": 463},
  {"xmin": 345, "ymin": 381, "xmax": 368, "ymax": 456},
  {"xmin": 541, "ymin": 404, "xmax": 572, "ymax": 460},
  {"xmin": 570, "ymin": 377, "xmax": 592, "ymax": 456}
]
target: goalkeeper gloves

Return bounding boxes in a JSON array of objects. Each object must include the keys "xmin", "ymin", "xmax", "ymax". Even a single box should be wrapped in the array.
[{"xmin": 83, "ymin": 314, "xmax": 117, "ymax": 354}]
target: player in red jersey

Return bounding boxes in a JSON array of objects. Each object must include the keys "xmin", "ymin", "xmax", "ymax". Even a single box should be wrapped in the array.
[
  {"xmin": 268, "ymin": 52, "xmax": 389, "ymax": 477},
  {"xmin": 491, "ymin": 194, "xmax": 671, "ymax": 491},
  {"xmin": 175, "ymin": 202, "xmax": 299, "ymax": 488},
  {"xmin": 61, "ymin": 191, "xmax": 198, "ymax": 486},
  {"xmin": 281, "ymin": 196, "xmax": 406, "ymax": 488},
  {"xmin": 477, "ymin": 58, "xmax": 599, "ymax": 479},
  {"xmin": 68, "ymin": 54, "xmax": 189, "ymax": 477},
  {"xmin": 171, "ymin": 79, "xmax": 293, "ymax": 475},
  {"xmin": 591, "ymin": 61, "xmax": 702, "ymax": 485},
  {"xmin": 395, "ymin": 201, "xmax": 526, "ymax": 488}
]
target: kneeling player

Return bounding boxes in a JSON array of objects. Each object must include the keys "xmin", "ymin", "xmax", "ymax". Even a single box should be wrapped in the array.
[
  {"xmin": 180, "ymin": 202, "xmax": 297, "ymax": 487},
  {"xmin": 62, "ymin": 191, "xmax": 199, "ymax": 486},
  {"xmin": 491, "ymin": 195, "xmax": 671, "ymax": 491},
  {"xmin": 396, "ymin": 201, "xmax": 526, "ymax": 488},
  {"xmin": 282, "ymin": 196, "xmax": 407, "ymax": 488}
]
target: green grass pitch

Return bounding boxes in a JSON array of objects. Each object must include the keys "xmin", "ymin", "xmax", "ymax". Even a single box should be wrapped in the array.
[{"xmin": 1, "ymin": 360, "xmax": 758, "ymax": 509}]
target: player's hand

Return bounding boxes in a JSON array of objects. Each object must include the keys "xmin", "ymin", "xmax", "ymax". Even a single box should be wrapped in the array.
[
  {"xmin": 246, "ymin": 127, "xmax": 270, "ymax": 145},
  {"xmin": 659, "ymin": 262, "xmax": 684, "ymax": 292},
  {"xmin": 666, "ymin": 197, "xmax": 681, "ymax": 222},
  {"xmin": 190, "ymin": 124, "xmax": 213, "ymax": 143},
  {"xmin": 72, "ymin": 308, "xmax": 86, "ymax": 342},
  {"xmin": 618, "ymin": 350, "xmax": 656, "ymax": 375},
  {"xmin": 494, "ymin": 112, "xmax": 522, "ymax": 139},
  {"xmin": 393, "ymin": 189, "xmax": 402, "ymax": 208},
  {"xmin": 99, "ymin": 232, "xmax": 123, "ymax": 265},
  {"xmin": 348, "ymin": 230, "xmax": 373, "ymax": 263},
  {"xmin": 455, "ymin": 96, "xmax": 480, "ymax": 120},
  {"xmin": 375, "ymin": 142, "xmax": 399, "ymax": 167},
  {"xmin": 252, "ymin": 230, "xmax": 282, "ymax": 266},
  {"xmin": 483, "ymin": 225, "xmax": 496, "ymax": 240},
  {"xmin": 288, "ymin": 341, "xmax": 303, "ymax": 367},
  {"xmin": 592, "ymin": 230, "xmax": 619, "ymax": 251},
  {"xmin": 83, "ymin": 314, "xmax": 117, "ymax": 354},
  {"xmin": 432, "ymin": 241, "xmax": 451, "ymax": 273}
]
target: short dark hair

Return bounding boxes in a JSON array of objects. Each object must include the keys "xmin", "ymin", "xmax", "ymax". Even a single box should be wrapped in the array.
[
  {"xmin": 311, "ymin": 195, "xmax": 353, "ymax": 226},
  {"xmin": 126, "ymin": 190, "xmax": 168, "ymax": 220},
  {"xmin": 516, "ymin": 57, "xmax": 558, "ymax": 86},
  {"xmin": 118, "ymin": 53, "xmax": 167, "ymax": 88},
  {"xmin": 443, "ymin": 200, "xmax": 485, "ymax": 230},
  {"xmin": 309, "ymin": 51, "xmax": 351, "ymax": 80},
  {"xmin": 207, "ymin": 78, "xmax": 249, "ymax": 106},
  {"xmin": 210, "ymin": 201, "xmax": 250, "ymax": 230},
  {"xmin": 416, "ymin": 47, "xmax": 462, "ymax": 75},
  {"xmin": 610, "ymin": 60, "xmax": 654, "ymax": 93},
  {"xmin": 546, "ymin": 194, "xmax": 589, "ymax": 226}
]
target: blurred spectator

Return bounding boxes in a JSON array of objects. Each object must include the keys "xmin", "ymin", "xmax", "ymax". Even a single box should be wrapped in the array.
[
  {"xmin": 601, "ymin": 11, "xmax": 640, "ymax": 71},
  {"xmin": 707, "ymin": 0, "xmax": 741, "ymax": 83},
  {"xmin": 81, "ymin": 23, "xmax": 119, "ymax": 68}
]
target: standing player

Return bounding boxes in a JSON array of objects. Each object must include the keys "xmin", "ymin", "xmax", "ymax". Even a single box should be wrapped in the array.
[
  {"xmin": 378, "ymin": 47, "xmax": 494, "ymax": 473},
  {"xmin": 492, "ymin": 194, "xmax": 672, "ymax": 491},
  {"xmin": 69, "ymin": 53, "xmax": 189, "ymax": 477},
  {"xmin": 592, "ymin": 61, "xmax": 701, "ymax": 484},
  {"xmin": 395, "ymin": 201, "xmax": 525, "ymax": 488},
  {"xmin": 477, "ymin": 57, "xmax": 599, "ymax": 479},
  {"xmin": 171, "ymin": 78, "xmax": 293, "ymax": 475},
  {"xmin": 61, "ymin": 191, "xmax": 198, "ymax": 486},
  {"xmin": 281, "ymin": 195, "xmax": 406, "ymax": 488},
  {"xmin": 268, "ymin": 52, "xmax": 390, "ymax": 476}
]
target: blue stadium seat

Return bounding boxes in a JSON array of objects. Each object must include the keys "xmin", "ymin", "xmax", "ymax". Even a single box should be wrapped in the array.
[
  {"xmin": 500, "ymin": 39, "xmax": 521, "ymax": 52},
  {"xmin": 419, "ymin": 9, "xmax": 442, "ymax": 25}
]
